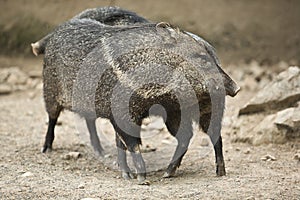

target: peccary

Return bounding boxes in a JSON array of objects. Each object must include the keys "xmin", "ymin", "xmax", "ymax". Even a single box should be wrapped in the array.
[
  {"xmin": 31, "ymin": 6, "xmax": 149, "ymax": 56},
  {"xmin": 42, "ymin": 18, "xmax": 239, "ymax": 184},
  {"xmin": 37, "ymin": 7, "xmax": 149, "ymax": 156}
]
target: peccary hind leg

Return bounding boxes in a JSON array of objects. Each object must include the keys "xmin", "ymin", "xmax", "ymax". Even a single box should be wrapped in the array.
[
  {"xmin": 163, "ymin": 114, "xmax": 193, "ymax": 178},
  {"xmin": 200, "ymin": 113, "xmax": 226, "ymax": 176},
  {"xmin": 111, "ymin": 120, "xmax": 148, "ymax": 185},
  {"xmin": 85, "ymin": 118, "xmax": 104, "ymax": 156},
  {"xmin": 42, "ymin": 116, "xmax": 59, "ymax": 153},
  {"xmin": 115, "ymin": 133, "xmax": 134, "ymax": 180}
]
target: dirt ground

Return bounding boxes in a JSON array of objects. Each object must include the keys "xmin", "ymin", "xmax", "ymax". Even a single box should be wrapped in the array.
[
  {"xmin": 0, "ymin": 59, "xmax": 299, "ymax": 199},
  {"xmin": 0, "ymin": 0, "xmax": 300, "ymax": 199}
]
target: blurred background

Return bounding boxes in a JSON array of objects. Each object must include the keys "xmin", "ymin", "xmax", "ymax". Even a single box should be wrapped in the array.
[{"xmin": 0, "ymin": 0, "xmax": 299, "ymax": 67}]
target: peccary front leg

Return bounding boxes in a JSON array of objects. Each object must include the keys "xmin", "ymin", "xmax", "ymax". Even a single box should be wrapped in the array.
[
  {"xmin": 85, "ymin": 118, "xmax": 104, "ymax": 157},
  {"xmin": 200, "ymin": 113, "xmax": 226, "ymax": 176},
  {"xmin": 163, "ymin": 115, "xmax": 193, "ymax": 178},
  {"xmin": 42, "ymin": 116, "xmax": 59, "ymax": 153},
  {"xmin": 115, "ymin": 132, "xmax": 134, "ymax": 180}
]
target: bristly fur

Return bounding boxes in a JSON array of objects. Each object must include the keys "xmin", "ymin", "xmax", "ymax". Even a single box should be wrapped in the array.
[{"xmin": 32, "ymin": 6, "xmax": 150, "ymax": 56}]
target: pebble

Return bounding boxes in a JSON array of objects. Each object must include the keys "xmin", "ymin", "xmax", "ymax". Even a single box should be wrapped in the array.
[
  {"xmin": 244, "ymin": 149, "xmax": 251, "ymax": 154},
  {"xmin": 294, "ymin": 152, "xmax": 300, "ymax": 161},
  {"xmin": 162, "ymin": 139, "xmax": 172, "ymax": 144},
  {"xmin": 0, "ymin": 84, "xmax": 12, "ymax": 94},
  {"xmin": 261, "ymin": 155, "xmax": 276, "ymax": 161},
  {"xmin": 200, "ymin": 138, "xmax": 209, "ymax": 147},
  {"xmin": 141, "ymin": 145, "xmax": 157, "ymax": 153},
  {"xmin": 147, "ymin": 118, "xmax": 165, "ymax": 130},
  {"xmin": 21, "ymin": 172, "xmax": 34, "ymax": 177},
  {"xmin": 28, "ymin": 70, "xmax": 42, "ymax": 78},
  {"xmin": 62, "ymin": 152, "xmax": 82, "ymax": 160},
  {"xmin": 78, "ymin": 184, "xmax": 85, "ymax": 189},
  {"xmin": 104, "ymin": 154, "xmax": 112, "ymax": 158}
]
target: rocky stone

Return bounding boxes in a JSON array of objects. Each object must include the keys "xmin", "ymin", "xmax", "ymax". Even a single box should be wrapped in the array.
[
  {"xmin": 261, "ymin": 155, "xmax": 276, "ymax": 161},
  {"xmin": 0, "ymin": 84, "xmax": 13, "ymax": 94},
  {"xmin": 294, "ymin": 151, "xmax": 300, "ymax": 161},
  {"xmin": 200, "ymin": 138, "xmax": 210, "ymax": 147},
  {"xmin": 274, "ymin": 106, "xmax": 300, "ymax": 138},
  {"xmin": 239, "ymin": 66, "xmax": 300, "ymax": 115},
  {"xmin": 28, "ymin": 70, "xmax": 42, "ymax": 78},
  {"xmin": 21, "ymin": 172, "xmax": 34, "ymax": 177},
  {"xmin": 244, "ymin": 149, "xmax": 251, "ymax": 154},
  {"xmin": 234, "ymin": 66, "xmax": 300, "ymax": 145},
  {"xmin": 140, "ymin": 144, "xmax": 156, "ymax": 153},
  {"xmin": 252, "ymin": 114, "xmax": 287, "ymax": 145},
  {"xmin": 6, "ymin": 67, "xmax": 29, "ymax": 85},
  {"xmin": 0, "ymin": 67, "xmax": 40, "ymax": 94},
  {"xmin": 233, "ymin": 109, "xmax": 298, "ymax": 145},
  {"xmin": 62, "ymin": 152, "xmax": 82, "ymax": 160},
  {"xmin": 78, "ymin": 184, "xmax": 85, "ymax": 189},
  {"xmin": 146, "ymin": 117, "xmax": 165, "ymax": 131}
]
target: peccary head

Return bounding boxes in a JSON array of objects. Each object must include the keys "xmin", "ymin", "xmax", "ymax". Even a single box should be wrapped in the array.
[
  {"xmin": 184, "ymin": 31, "xmax": 240, "ymax": 98},
  {"xmin": 217, "ymin": 66, "xmax": 240, "ymax": 97}
]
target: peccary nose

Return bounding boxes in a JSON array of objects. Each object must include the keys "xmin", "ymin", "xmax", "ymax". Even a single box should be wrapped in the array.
[{"xmin": 227, "ymin": 84, "xmax": 240, "ymax": 97}]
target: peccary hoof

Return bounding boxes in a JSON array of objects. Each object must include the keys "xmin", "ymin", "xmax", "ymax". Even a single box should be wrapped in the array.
[
  {"xmin": 216, "ymin": 164, "xmax": 226, "ymax": 176},
  {"xmin": 122, "ymin": 171, "xmax": 135, "ymax": 180},
  {"xmin": 137, "ymin": 173, "xmax": 149, "ymax": 185},
  {"xmin": 41, "ymin": 145, "xmax": 52, "ymax": 153},
  {"xmin": 162, "ymin": 164, "xmax": 177, "ymax": 178},
  {"xmin": 162, "ymin": 171, "xmax": 176, "ymax": 178}
]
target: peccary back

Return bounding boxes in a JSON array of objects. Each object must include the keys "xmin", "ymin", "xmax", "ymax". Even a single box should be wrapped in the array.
[{"xmin": 32, "ymin": 6, "xmax": 149, "ymax": 56}]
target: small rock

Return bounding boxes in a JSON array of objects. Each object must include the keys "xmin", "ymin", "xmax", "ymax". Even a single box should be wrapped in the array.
[
  {"xmin": 294, "ymin": 152, "xmax": 300, "ymax": 161},
  {"xmin": 0, "ymin": 84, "xmax": 12, "ymax": 94},
  {"xmin": 143, "ymin": 118, "xmax": 151, "ymax": 126},
  {"xmin": 244, "ymin": 149, "xmax": 251, "ymax": 154},
  {"xmin": 246, "ymin": 196, "xmax": 255, "ymax": 200},
  {"xmin": 78, "ymin": 184, "xmax": 85, "ymax": 189},
  {"xmin": 235, "ymin": 147, "xmax": 240, "ymax": 151},
  {"xmin": 28, "ymin": 70, "xmax": 42, "ymax": 78},
  {"xmin": 21, "ymin": 172, "xmax": 34, "ymax": 177},
  {"xmin": 162, "ymin": 139, "xmax": 172, "ymax": 144},
  {"xmin": 261, "ymin": 155, "xmax": 276, "ymax": 161},
  {"xmin": 62, "ymin": 152, "xmax": 82, "ymax": 160},
  {"xmin": 6, "ymin": 67, "xmax": 29, "ymax": 85},
  {"xmin": 147, "ymin": 117, "xmax": 165, "ymax": 131},
  {"xmin": 104, "ymin": 154, "xmax": 112, "ymax": 158},
  {"xmin": 141, "ymin": 145, "xmax": 157, "ymax": 153},
  {"xmin": 239, "ymin": 66, "xmax": 300, "ymax": 115},
  {"xmin": 200, "ymin": 138, "xmax": 209, "ymax": 147}
]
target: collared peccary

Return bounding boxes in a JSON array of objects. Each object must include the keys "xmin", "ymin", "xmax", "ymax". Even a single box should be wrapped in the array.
[
  {"xmin": 31, "ymin": 6, "xmax": 149, "ymax": 56},
  {"xmin": 37, "ymin": 7, "xmax": 149, "ymax": 156},
  {"xmin": 42, "ymin": 17, "xmax": 239, "ymax": 184}
]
